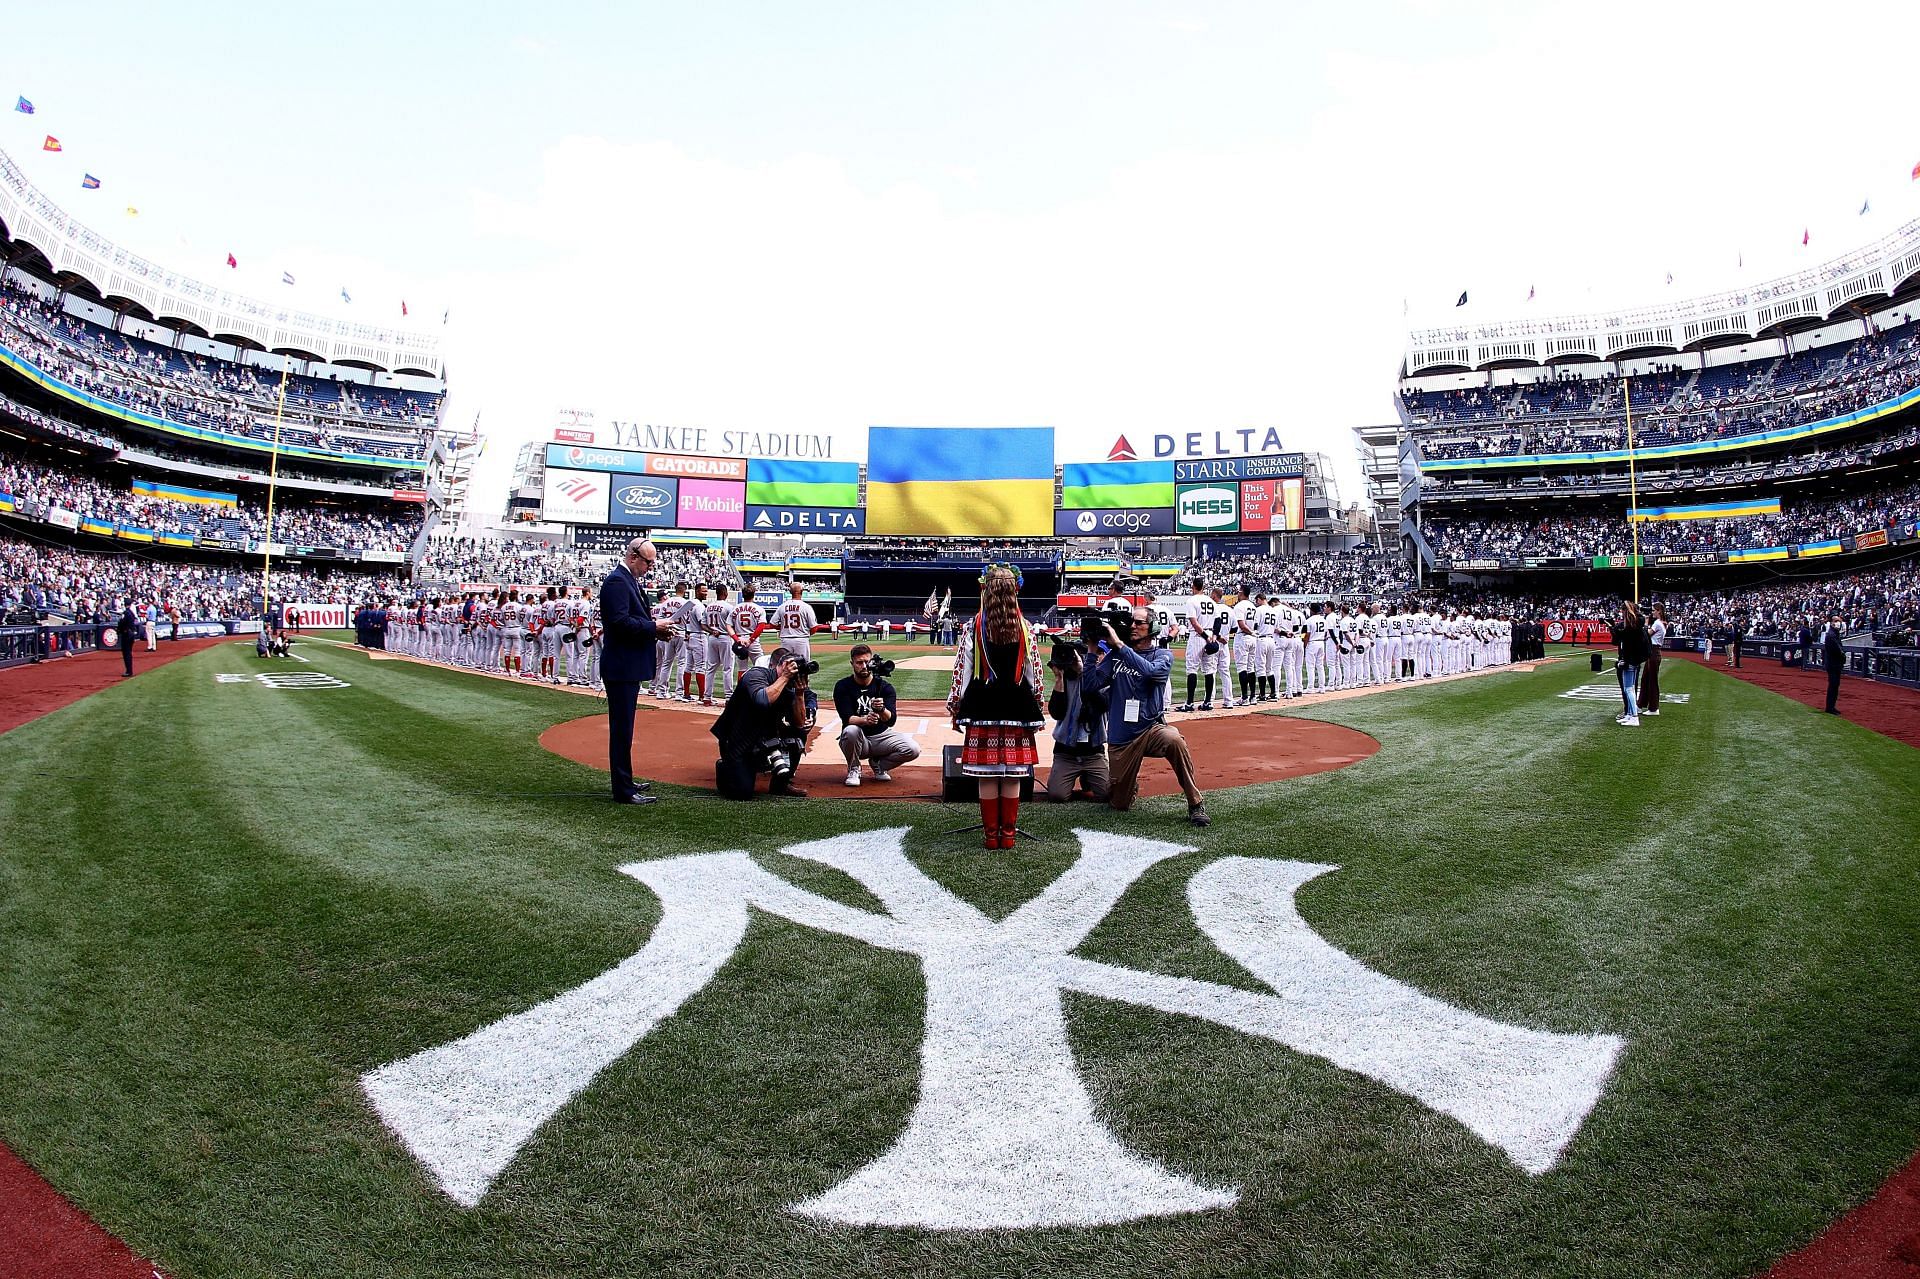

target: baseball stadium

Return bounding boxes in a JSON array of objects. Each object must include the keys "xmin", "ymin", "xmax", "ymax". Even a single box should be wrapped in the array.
[{"xmin": 5, "ymin": 16, "xmax": 1920, "ymax": 1279}]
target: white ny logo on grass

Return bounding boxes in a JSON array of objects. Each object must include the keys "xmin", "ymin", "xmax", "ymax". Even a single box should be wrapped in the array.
[{"xmin": 362, "ymin": 830, "xmax": 1624, "ymax": 1229}]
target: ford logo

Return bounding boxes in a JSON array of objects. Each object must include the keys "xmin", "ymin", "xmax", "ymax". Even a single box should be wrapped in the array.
[{"xmin": 614, "ymin": 484, "xmax": 674, "ymax": 516}]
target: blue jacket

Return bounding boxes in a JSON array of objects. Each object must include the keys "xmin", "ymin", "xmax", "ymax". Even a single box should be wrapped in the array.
[
  {"xmin": 598, "ymin": 565, "xmax": 660, "ymax": 682},
  {"xmin": 1097, "ymin": 640, "xmax": 1173, "ymax": 748}
]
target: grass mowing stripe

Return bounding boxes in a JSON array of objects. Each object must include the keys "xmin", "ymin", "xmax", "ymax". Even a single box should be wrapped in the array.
[{"xmin": 0, "ymin": 642, "xmax": 1916, "ymax": 1276}]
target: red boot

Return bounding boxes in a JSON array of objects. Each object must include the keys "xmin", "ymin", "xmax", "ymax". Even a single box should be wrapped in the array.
[
  {"xmin": 979, "ymin": 795, "xmax": 998, "ymax": 850},
  {"xmin": 999, "ymin": 794, "xmax": 1020, "ymax": 849}
]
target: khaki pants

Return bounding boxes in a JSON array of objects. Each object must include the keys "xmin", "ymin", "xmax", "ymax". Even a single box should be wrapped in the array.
[
  {"xmin": 1106, "ymin": 722, "xmax": 1203, "ymax": 811},
  {"xmin": 1045, "ymin": 749, "xmax": 1110, "ymax": 802}
]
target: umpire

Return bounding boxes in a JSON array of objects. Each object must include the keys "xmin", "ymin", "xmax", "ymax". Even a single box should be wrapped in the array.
[{"xmin": 600, "ymin": 537, "xmax": 675, "ymax": 805}]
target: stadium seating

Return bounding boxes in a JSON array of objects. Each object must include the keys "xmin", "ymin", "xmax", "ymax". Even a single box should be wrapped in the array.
[{"xmin": 0, "ymin": 273, "xmax": 439, "ymax": 464}]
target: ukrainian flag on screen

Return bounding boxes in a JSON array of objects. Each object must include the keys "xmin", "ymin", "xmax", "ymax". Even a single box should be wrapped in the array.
[
  {"xmin": 1630, "ymin": 497, "xmax": 1780, "ymax": 522},
  {"xmin": 1727, "ymin": 546, "xmax": 1791, "ymax": 562},
  {"xmin": 745, "ymin": 459, "xmax": 859, "ymax": 508},
  {"xmin": 866, "ymin": 427, "xmax": 1055, "ymax": 536},
  {"xmin": 117, "ymin": 524, "xmax": 155, "ymax": 543},
  {"xmin": 157, "ymin": 531, "xmax": 194, "ymax": 547},
  {"xmin": 1798, "ymin": 540, "xmax": 1844, "ymax": 558},
  {"xmin": 1060, "ymin": 461, "xmax": 1175, "ymax": 510}
]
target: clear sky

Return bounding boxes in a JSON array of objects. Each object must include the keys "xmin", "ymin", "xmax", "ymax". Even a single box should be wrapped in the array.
[{"xmin": 4, "ymin": 1, "xmax": 1920, "ymax": 511}]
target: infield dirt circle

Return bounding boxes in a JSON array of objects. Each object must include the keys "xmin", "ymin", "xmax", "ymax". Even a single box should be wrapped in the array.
[{"xmin": 541, "ymin": 697, "xmax": 1380, "ymax": 800}]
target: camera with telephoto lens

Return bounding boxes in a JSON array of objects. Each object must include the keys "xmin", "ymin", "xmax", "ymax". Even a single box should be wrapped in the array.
[
  {"xmin": 787, "ymin": 655, "xmax": 820, "ymax": 676},
  {"xmin": 870, "ymin": 656, "xmax": 896, "ymax": 677},
  {"xmin": 1048, "ymin": 636, "xmax": 1086, "ymax": 676}
]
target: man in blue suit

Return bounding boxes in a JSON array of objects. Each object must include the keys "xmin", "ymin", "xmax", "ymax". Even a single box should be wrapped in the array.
[{"xmin": 600, "ymin": 537, "xmax": 676, "ymax": 804}]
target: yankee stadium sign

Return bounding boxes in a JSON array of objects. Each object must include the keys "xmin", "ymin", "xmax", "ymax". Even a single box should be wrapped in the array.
[{"xmin": 363, "ymin": 829, "xmax": 1623, "ymax": 1229}]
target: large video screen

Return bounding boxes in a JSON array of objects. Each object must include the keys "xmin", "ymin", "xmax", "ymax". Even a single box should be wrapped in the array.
[{"xmin": 866, "ymin": 426, "xmax": 1055, "ymax": 537}]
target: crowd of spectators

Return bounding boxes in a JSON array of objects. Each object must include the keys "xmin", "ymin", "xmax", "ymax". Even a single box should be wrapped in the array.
[
  {"xmin": 1, "ymin": 530, "xmax": 403, "ymax": 624},
  {"xmin": 0, "ymin": 273, "xmax": 436, "ymax": 461},
  {"xmin": 1165, "ymin": 549, "xmax": 1413, "ymax": 597},
  {"xmin": 0, "ymin": 448, "xmax": 421, "ymax": 551},
  {"xmin": 1423, "ymin": 420, "xmax": 1920, "ymax": 500},
  {"xmin": 1404, "ymin": 324, "xmax": 1920, "ymax": 461},
  {"xmin": 1426, "ymin": 476, "xmax": 1920, "ymax": 560}
]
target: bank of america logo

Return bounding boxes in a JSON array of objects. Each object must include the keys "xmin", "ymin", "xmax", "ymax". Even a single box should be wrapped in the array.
[{"xmin": 558, "ymin": 478, "xmax": 598, "ymax": 502}]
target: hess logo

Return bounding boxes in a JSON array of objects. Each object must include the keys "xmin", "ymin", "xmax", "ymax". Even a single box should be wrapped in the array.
[
  {"xmin": 1178, "ymin": 486, "xmax": 1237, "ymax": 527},
  {"xmin": 614, "ymin": 483, "xmax": 673, "ymax": 516}
]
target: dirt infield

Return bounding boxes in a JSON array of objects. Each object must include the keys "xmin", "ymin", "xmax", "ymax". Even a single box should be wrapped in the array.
[
  {"xmin": 541, "ymin": 697, "xmax": 1380, "ymax": 801},
  {"xmin": 1670, "ymin": 650, "xmax": 1920, "ymax": 750},
  {"xmin": 0, "ymin": 636, "xmax": 231, "ymax": 736},
  {"xmin": 0, "ymin": 1143, "xmax": 162, "ymax": 1279}
]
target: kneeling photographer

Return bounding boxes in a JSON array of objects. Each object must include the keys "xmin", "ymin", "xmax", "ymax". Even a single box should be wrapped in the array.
[
  {"xmin": 711, "ymin": 645, "xmax": 820, "ymax": 798},
  {"xmin": 1044, "ymin": 612, "xmax": 1114, "ymax": 803},
  {"xmin": 834, "ymin": 644, "xmax": 920, "ymax": 786},
  {"xmin": 1097, "ymin": 605, "xmax": 1210, "ymax": 827}
]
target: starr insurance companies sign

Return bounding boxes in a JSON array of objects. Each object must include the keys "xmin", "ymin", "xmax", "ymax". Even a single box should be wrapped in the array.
[{"xmin": 363, "ymin": 830, "xmax": 1623, "ymax": 1229}]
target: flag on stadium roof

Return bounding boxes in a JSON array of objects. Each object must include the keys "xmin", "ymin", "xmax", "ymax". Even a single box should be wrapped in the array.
[
  {"xmin": 281, "ymin": 271, "xmax": 295, "ymax": 285},
  {"xmin": 1912, "ymin": 159, "xmax": 1920, "ymax": 181},
  {"xmin": 1802, "ymin": 228, "xmax": 1810, "ymax": 246},
  {"xmin": 125, "ymin": 206, "xmax": 137, "ymax": 217},
  {"xmin": 226, "ymin": 253, "xmax": 237, "ymax": 268},
  {"xmin": 14, "ymin": 97, "xmax": 33, "ymax": 115},
  {"xmin": 401, "ymin": 300, "xmax": 408, "ymax": 317},
  {"xmin": 340, "ymin": 287, "xmax": 352, "ymax": 303},
  {"xmin": 1665, "ymin": 272, "xmax": 1673, "ymax": 285},
  {"xmin": 80, "ymin": 174, "xmax": 99, "ymax": 190},
  {"xmin": 1860, "ymin": 199, "xmax": 1871, "ymax": 215},
  {"xmin": 865, "ymin": 426, "xmax": 1055, "ymax": 537},
  {"xmin": 1527, "ymin": 284, "xmax": 1535, "ymax": 301},
  {"xmin": 1455, "ymin": 291, "xmax": 1468, "ymax": 307},
  {"xmin": 41, "ymin": 135, "xmax": 60, "ymax": 152}
]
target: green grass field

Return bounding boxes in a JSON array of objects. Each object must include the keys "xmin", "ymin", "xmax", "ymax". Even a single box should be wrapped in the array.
[{"xmin": 2, "ymin": 637, "xmax": 1917, "ymax": 1278}]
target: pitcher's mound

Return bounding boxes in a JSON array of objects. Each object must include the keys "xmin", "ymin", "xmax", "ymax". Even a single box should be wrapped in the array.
[{"xmin": 541, "ymin": 699, "xmax": 1377, "ymax": 802}]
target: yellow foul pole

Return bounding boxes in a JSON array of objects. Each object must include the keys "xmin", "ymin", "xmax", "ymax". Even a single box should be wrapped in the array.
[
  {"xmin": 1623, "ymin": 376, "xmax": 1642, "ymax": 603},
  {"xmin": 260, "ymin": 363, "xmax": 293, "ymax": 625}
]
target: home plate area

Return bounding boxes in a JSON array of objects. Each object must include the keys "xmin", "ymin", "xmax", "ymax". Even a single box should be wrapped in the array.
[{"xmin": 1558, "ymin": 682, "xmax": 1691, "ymax": 704}]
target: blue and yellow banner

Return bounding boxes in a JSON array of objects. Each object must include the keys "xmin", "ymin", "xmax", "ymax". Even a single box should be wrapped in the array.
[
  {"xmin": 1727, "ymin": 546, "xmax": 1791, "ymax": 563},
  {"xmin": 744, "ymin": 459, "xmax": 859, "ymax": 509},
  {"xmin": 790, "ymin": 557, "xmax": 843, "ymax": 572},
  {"xmin": 1797, "ymin": 540, "xmax": 1844, "ymax": 558},
  {"xmin": 79, "ymin": 517, "xmax": 115, "ymax": 537},
  {"xmin": 1064, "ymin": 560, "xmax": 1123, "ymax": 574},
  {"xmin": 1060, "ymin": 461, "xmax": 1175, "ymax": 510},
  {"xmin": 1133, "ymin": 563, "xmax": 1185, "ymax": 578},
  {"xmin": 116, "ymin": 524, "xmax": 155, "ymax": 543},
  {"xmin": 1630, "ymin": 497, "xmax": 1780, "ymax": 522},
  {"xmin": 866, "ymin": 426, "xmax": 1054, "ymax": 537},
  {"xmin": 157, "ymin": 531, "xmax": 195, "ymax": 547},
  {"xmin": 734, "ymin": 559, "xmax": 788, "ymax": 574},
  {"xmin": 131, "ymin": 478, "xmax": 238, "ymax": 506},
  {"xmin": 0, "ymin": 491, "xmax": 14, "ymax": 513}
]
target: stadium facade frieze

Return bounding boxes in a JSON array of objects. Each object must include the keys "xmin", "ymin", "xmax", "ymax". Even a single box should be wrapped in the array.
[
  {"xmin": 1403, "ymin": 217, "xmax": 1920, "ymax": 375},
  {"xmin": 0, "ymin": 147, "xmax": 441, "ymax": 378}
]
